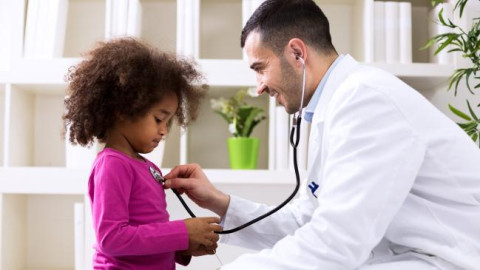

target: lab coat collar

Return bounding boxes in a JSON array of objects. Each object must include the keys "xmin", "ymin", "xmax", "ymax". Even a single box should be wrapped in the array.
[
  {"xmin": 312, "ymin": 54, "xmax": 360, "ymax": 124},
  {"xmin": 304, "ymin": 55, "xmax": 344, "ymax": 122}
]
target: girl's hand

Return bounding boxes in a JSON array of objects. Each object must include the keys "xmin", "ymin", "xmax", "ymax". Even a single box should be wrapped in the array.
[{"xmin": 184, "ymin": 217, "xmax": 222, "ymax": 256}]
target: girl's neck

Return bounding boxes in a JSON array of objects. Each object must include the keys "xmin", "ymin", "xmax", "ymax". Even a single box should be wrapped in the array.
[{"xmin": 104, "ymin": 143, "xmax": 144, "ymax": 162}]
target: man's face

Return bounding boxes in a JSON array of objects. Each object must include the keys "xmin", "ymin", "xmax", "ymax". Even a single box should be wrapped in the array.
[{"xmin": 244, "ymin": 31, "xmax": 302, "ymax": 114}]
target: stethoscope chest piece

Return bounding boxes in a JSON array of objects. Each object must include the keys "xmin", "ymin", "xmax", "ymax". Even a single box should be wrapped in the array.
[{"xmin": 149, "ymin": 166, "xmax": 165, "ymax": 184}]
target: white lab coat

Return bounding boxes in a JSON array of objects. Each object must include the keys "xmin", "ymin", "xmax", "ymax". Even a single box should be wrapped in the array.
[{"xmin": 219, "ymin": 55, "xmax": 480, "ymax": 269}]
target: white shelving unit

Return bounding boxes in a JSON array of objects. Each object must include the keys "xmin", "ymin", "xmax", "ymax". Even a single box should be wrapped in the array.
[{"xmin": 0, "ymin": 0, "xmax": 471, "ymax": 269}]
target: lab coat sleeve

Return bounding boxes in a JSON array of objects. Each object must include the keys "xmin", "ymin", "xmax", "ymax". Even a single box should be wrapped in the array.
[
  {"xmin": 221, "ymin": 84, "xmax": 427, "ymax": 269},
  {"xmin": 220, "ymin": 189, "xmax": 317, "ymax": 250}
]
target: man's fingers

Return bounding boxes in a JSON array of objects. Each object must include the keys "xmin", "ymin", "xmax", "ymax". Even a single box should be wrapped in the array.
[
  {"xmin": 163, "ymin": 165, "xmax": 184, "ymax": 179},
  {"xmin": 164, "ymin": 178, "xmax": 194, "ymax": 190},
  {"xmin": 164, "ymin": 163, "xmax": 201, "ymax": 179}
]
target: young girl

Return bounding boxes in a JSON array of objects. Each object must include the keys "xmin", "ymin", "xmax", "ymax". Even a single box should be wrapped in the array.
[{"xmin": 63, "ymin": 38, "xmax": 222, "ymax": 269}]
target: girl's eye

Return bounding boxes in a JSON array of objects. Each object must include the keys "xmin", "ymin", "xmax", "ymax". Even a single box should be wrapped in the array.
[{"xmin": 154, "ymin": 117, "xmax": 162, "ymax": 123}]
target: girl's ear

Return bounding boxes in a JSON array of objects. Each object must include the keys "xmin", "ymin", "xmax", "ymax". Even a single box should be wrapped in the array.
[{"xmin": 115, "ymin": 112, "xmax": 127, "ymax": 123}]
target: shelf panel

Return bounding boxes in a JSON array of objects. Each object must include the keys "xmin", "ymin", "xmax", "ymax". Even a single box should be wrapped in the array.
[
  {"xmin": 0, "ymin": 167, "xmax": 300, "ymax": 195},
  {"xmin": 0, "ymin": 84, "xmax": 4, "ymax": 167},
  {"xmin": 186, "ymin": 89, "xmax": 269, "ymax": 169},
  {"xmin": 0, "ymin": 71, "xmax": 8, "ymax": 83},
  {"xmin": 0, "ymin": 167, "xmax": 87, "ymax": 194},
  {"xmin": 7, "ymin": 58, "xmax": 453, "ymax": 91},
  {"xmin": 198, "ymin": 59, "xmax": 256, "ymax": 87},
  {"xmin": 8, "ymin": 58, "xmax": 258, "ymax": 87},
  {"xmin": 369, "ymin": 62, "xmax": 454, "ymax": 91},
  {"xmin": 140, "ymin": 0, "xmax": 177, "ymax": 52},
  {"xmin": 9, "ymin": 58, "xmax": 81, "ymax": 84},
  {"xmin": 199, "ymin": 0, "xmax": 243, "ymax": 59},
  {"xmin": 4, "ymin": 85, "xmax": 66, "ymax": 167},
  {"xmin": 63, "ymin": 0, "xmax": 105, "ymax": 57}
]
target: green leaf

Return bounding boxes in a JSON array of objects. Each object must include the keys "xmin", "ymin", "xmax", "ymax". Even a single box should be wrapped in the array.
[
  {"xmin": 435, "ymin": 34, "xmax": 457, "ymax": 55},
  {"xmin": 214, "ymin": 111, "xmax": 232, "ymax": 124},
  {"xmin": 421, "ymin": 37, "xmax": 437, "ymax": 50},
  {"xmin": 464, "ymin": 122, "xmax": 478, "ymax": 132},
  {"xmin": 457, "ymin": 0, "xmax": 467, "ymax": 18},
  {"xmin": 472, "ymin": 133, "xmax": 478, "ymax": 142},
  {"xmin": 464, "ymin": 69, "xmax": 475, "ymax": 94},
  {"xmin": 449, "ymin": 104, "xmax": 472, "ymax": 121},
  {"xmin": 466, "ymin": 100, "xmax": 479, "ymax": 121},
  {"xmin": 239, "ymin": 106, "xmax": 265, "ymax": 137},
  {"xmin": 438, "ymin": 8, "xmax": 447, "ymax": 25},
  {"xmin": 466, "ymin": 129, "xmax": 477, "ymax": 136},
  {"xmin": 430, "ymin": 0, "xmax": 443, "ymax": 7},
  {"xmin": 458, "ymin": 122, "xmax": 473, "ymax": 129}
]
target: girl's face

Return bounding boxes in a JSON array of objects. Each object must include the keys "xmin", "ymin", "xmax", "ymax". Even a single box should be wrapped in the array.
[{"xmin": 109, "ymin": 91, "xmax": 178, "ymax": 159}]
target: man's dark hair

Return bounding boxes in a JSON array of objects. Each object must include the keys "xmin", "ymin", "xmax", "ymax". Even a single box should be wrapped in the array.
[{"xmin": 241, "ymin": 0, "xmax": 336, "ymax": 55}]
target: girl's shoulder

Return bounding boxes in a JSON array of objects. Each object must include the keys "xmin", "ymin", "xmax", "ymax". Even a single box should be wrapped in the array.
[
  {"xmin": 97, "ymin": 148, "xmax": 130, "ymax": 161},
  {"xmin": 92, "ymin": 148, "xmax": 162, "ymax": 175},
  {"xmin": 93, "ymin": 148, "xmax": 140, "ymax": 170}
]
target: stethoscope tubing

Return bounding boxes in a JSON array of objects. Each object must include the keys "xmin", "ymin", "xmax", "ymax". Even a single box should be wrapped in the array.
[
  {"xmin": 171, "ymin": 56, "xmax": 306, "ymax": 234},
  {"xmin": 170, "ymin": 122, "xmax": 301, "ymax": 235}
]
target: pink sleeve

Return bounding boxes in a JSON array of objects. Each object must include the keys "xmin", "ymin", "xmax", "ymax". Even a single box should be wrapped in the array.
[{"xmin": 90, "ymin": 157, "xmax": 189, "ymax": 256}]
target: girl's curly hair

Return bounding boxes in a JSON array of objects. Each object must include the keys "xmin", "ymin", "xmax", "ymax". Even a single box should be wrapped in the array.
[{"xmin": 63, "ymin": 38, "xmax": 207, "ymax": 146}]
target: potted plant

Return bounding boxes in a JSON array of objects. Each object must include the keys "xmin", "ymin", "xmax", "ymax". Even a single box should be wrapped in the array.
[
  {"xmin": 210, "ymin": 88, "xmax": 266, "ymax": 169},
  {"xmin": 424, "ymin": 0, "xmax": 480, "ymax": 146}
]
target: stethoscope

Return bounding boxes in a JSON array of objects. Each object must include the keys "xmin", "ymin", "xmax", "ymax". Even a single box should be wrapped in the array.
[{"xmin": 151, "ymin": 55, "xmax": 306, "ymax": 235}]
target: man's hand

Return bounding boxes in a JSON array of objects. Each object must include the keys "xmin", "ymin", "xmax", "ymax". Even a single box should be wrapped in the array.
[
  {"xmin": 164, "ymin": 163, "xmax": 230, "ymax": 216},
  {"xmin": 183, "ymin": 217, "xmax": 222, "ymax": 256}
]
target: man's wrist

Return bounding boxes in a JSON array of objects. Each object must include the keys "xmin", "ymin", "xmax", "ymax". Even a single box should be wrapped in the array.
[{"xmin": 211, "ymin": 192, "xmax": 230, "ymax": 217}]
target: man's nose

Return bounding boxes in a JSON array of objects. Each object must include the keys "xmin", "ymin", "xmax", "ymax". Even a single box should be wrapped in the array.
[{"xmin": 256, "ymin": 76, "xmax": 267, "ymax": 95}]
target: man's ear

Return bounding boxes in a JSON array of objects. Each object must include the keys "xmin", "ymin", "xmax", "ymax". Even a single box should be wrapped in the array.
[{"xmin": 286, "ymin": 38, "xmax": 308, "ymax": 65}]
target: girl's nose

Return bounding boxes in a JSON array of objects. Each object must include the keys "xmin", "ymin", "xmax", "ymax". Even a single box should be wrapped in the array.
[{"xmin": 159, "ymin": 125, "xmax": 167, "ymax": 136}]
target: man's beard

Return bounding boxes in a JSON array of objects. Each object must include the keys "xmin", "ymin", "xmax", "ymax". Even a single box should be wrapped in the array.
[{"xmin": 280, "ymin": 56, "xmax": 303, "ymax": 114}]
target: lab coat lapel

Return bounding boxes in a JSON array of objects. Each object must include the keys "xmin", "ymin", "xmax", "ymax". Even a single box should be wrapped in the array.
[
  {"xmin": 313, "ymin": 54, "xmax": 360, "ymax": 123},
  {"xmin": 307, "ymin": 55, "xmax": 360, "ymax": 185}
]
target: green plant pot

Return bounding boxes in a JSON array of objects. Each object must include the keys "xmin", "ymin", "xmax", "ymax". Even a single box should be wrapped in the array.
[{"xmin": 227, "ymin": 137, "xmax": 259, "ymax": 169}]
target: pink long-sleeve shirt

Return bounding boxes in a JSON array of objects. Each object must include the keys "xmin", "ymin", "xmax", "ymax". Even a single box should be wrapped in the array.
[{"xmin": 88, "ymin": 148, "xmax": 189, "ymax": 269}]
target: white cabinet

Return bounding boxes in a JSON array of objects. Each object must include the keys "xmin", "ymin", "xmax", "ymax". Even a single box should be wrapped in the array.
[{"xmin": 0, "ymin": 0, "xmax": 469, "ymax": 269}]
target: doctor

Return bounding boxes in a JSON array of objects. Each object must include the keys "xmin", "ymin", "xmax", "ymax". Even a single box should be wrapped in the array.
[{"xmin": 164, "ymin": 0, "xmax": 480, "ymax": 269}]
